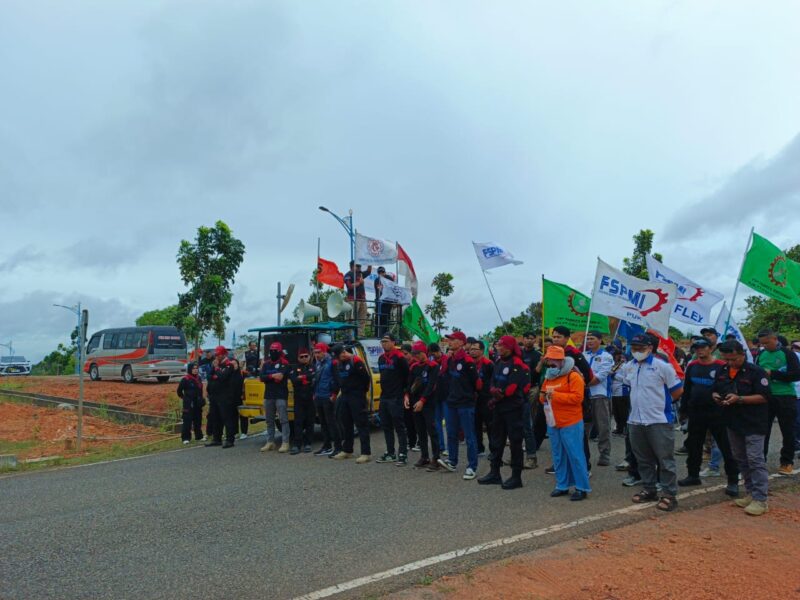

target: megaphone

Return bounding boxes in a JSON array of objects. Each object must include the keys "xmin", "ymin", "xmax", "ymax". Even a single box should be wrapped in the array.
[
  {"xmin": 295, "ymin": 300, "xmax": 323, "ymax": 321},
  {"xmin": 327, "ymin": 291, "xmax": 353, "ymax": 318}
]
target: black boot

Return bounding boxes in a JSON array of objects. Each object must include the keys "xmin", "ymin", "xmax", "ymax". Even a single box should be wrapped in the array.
[
  {"xmin": 477, "ymin": 469, "xmax": 502, "ymax": 485},
  {"xmin": 502, "ymin": 470, "xmax": 523, "ymax": 490}
]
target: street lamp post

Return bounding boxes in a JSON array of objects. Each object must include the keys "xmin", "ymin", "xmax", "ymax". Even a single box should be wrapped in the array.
[
  {"xmin": 53, "ymin": 302, "xmax": 87, "ymax": 451},
  {"xmin": 319, "ymin": 206, "xmax": 356, "ymax": 331},
  {"xmin": 0, "ymin": 341, "xmax": 13, "ymax": 356}
]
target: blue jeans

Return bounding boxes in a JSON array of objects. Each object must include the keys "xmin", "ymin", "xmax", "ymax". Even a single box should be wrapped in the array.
[
  {"xmin": 548, "ymin": 421, "xmax": 591, "ymax": 493},
  {"xmin": 446, "ymin": 404, "xmax": 478, "ymax": 470},
  {"xmin": 795, "ymin": 398, "xmax": 800, "ymax": 451},
  {"xmin": 435, "ymin": 399, "xmax": 446, "ymax": 453},
  {"xmin": 522, "ymin": 400, "xmax": 536, "ymax": 457},
  {"xmin": 708, "ymin": 442, "xmax": 722, "ymax": 471}
]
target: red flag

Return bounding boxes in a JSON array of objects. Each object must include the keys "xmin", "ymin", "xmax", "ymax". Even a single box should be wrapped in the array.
[
  {"xmin": 647, "ymin": 329, "xmax": 685, "ymax": 380},
  {"xmin": 317, "ymin": 257, "xmax": 344, "ymax": 289},
  {"xmin": 397, "ymin": 243, "xmax": 418, "ymax": 296}
]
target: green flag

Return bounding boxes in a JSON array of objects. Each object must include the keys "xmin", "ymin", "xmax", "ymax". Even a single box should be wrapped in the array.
[
  {"xmin": 402, "ymin": 298, "xmax": 440, "ymax": 344},
  {"xmin": 543, "ymin": 278, "xmax": 610, "ymax": 333},
  {"xmin": 740, "ymin": 233, "xmax": 800, "ymax": 308}
]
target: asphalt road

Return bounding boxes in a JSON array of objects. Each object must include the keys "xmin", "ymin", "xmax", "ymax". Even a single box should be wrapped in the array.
[{"xmin": 0, "ymin": 430, "xmax": 792, "ymax": 600}]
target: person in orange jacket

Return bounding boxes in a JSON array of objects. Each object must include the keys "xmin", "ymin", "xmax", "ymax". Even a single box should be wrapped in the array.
[{"xmin": 540, "ymin": 345, "xmax": 591, "ymax": 501}]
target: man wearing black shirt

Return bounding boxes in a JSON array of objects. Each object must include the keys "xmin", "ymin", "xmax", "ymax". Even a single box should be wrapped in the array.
[
  {"xmin": 244, "ymin": 341, "xmax": 260, "ymax": 376},
  {"xmin": 332, "ymin": 345, "xmax": 372, "ymax": 463},
  {"xmin": 713, "ymin": 341, "xmax": 771, "ymax": 516},
  {"xmin": 520, "ymin": 332, "xmax": 542, "ymax": 469},
  {"xmin": 376, "ymin": 334, "xmax": 410, "ymax": 465},
  {"xmin": 678, "ymin": 339, "xmax": 739, "ymax": 495}
]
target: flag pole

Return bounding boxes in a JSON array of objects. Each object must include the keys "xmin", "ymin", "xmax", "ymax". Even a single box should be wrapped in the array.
[
  {"xmin": 316, "ymin": 237, "xmax": 322, "ymax": 296},
  {"xmin": 396, "ymin": 242, "xmax": 402, "ymax": 338},
  {"xmin": 582, "ymin": 259, "xmax": 600, "ymax": 352},
  {"xmin": 541, "ymin": 275, "xmax": 546, "ymax": 343},
  {"xmin": 725, "ymin": 227, "xmax": 754, "ymax": 335},
  {"xmin": 481, "ymin": 268, "xmax": 508, "ymax": 331}
]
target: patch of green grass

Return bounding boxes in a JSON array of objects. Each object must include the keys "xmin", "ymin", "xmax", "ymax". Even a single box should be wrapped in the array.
[
  {"xmin": 0, "ymin": 378, "xmax": 26, "ymax": 391},
  {"xmin": 418, "ymin": 575, "xmax": 435, "ymax": 586},
  {"xmin": 0, "ymin": 439, "xmax": 38, "ymax": 455}
]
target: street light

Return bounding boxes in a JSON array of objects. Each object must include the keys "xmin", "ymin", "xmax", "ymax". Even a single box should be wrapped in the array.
[
  {"xmin": 319, "ymin": 206, "xmax": 356, "ymax": 329},
  {"xmin": 53, "ymin": 302, "xmax": 88, "ymax": 451},
  {"xmin": 53, "ymin": 303, "xmax": 81, "ymax": 375}
]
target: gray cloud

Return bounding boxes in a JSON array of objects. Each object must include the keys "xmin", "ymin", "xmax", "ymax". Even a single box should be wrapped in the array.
[
  {"xmin": 0, "ymin": 245, "xmax": 45, "ymax": 272},
  {"xmin": 665, "ymin": 132, "xmax": 800, "ymax": 240}
]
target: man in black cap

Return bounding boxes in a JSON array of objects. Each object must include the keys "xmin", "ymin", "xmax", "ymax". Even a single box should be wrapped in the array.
[
  {"xmin": 344, "ymin": 260, "xmax": 372, "ymax": 337},
  {"xmin": 520, "ymin": 332, "xmax": 542, "ymax": 469},
  {"xmin": 700, "ymin": 327, "xmax": 721, "ymax": 358},
  {"xmin": 678, "ymin": 338, "xmax": 740, "ymax": 495},
  {"xmin": 376, "ymin": 334, "xmax": 410, "ymax": 465}
]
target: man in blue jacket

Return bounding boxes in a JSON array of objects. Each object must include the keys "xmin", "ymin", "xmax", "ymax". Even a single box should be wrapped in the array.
[{"xmin": 312, "ymin": 343, "xmax": 340, "ymax": 456}]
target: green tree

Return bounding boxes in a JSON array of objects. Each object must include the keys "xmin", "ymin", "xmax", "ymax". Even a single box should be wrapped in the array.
[
  {"xmin": 135, "ymin": 305, "xmax": 181, "ymax": 327},
  {"xmin": 622, "ymin": 229, "xmax": 663, "ymax": 279},
  {"xmin": 489, "ymin": 302, "xmax": 543, "ymax": 340},
  {"xmin": 176, "ymin": 221, "xmax": 246, "ymax": 349},
  {"xmin": 740, "ymin": 244, "xmax": 800, "ymax": 340},
  {"xmin": 31, "ymin": 339, "xmax": 77, "ymax": 375},
  {"xmin": 425, "ymin": 273, "xmax": 454, "ymax": 334}
]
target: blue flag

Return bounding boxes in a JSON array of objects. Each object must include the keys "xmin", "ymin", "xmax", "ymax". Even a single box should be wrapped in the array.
[{"xmin": 617, "ymin": 320, "xmax": 645, "ymax": 343}]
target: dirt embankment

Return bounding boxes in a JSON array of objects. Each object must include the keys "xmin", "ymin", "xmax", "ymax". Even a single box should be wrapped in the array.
[
  {"xmin": 391, "ymin": 491, "xmax": 800, "ymax": 600},
  {"xmin": 1, "ymin": 376, "xmax": 176, "ymax": 414}
]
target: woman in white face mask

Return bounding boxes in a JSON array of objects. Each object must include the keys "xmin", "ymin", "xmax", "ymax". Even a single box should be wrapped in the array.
[{"xmin": 539, "ymin": 345, "xmax": 591, "ymax": 501}]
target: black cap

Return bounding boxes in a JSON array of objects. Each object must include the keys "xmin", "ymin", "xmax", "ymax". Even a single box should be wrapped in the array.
[
  {"xmin": 700, "ymin": 327, "xmax": 719, "ymax": 336},
  {"xmin": 587, "ymin": 330, "xmax": 605, "ymax": 341},
  {"xmin": 381, "ymin": 333, "xmax": 397, "ymax": 342},
  {"xmin": 330, "ymin": 344, "xmax": 344, "ymax": 356},
  {"xmin": 691, "ymin": 338, "xmax": 712, "ymax": 349},
  {"xmin": 630, "ymin": 334, "xmax": 653, "ymax": 347}
]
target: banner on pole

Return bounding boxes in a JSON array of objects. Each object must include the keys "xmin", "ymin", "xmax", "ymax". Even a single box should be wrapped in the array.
[
  {"xmin": 355, "ymin": 233, "xmax": 398, "ymax": 265},
  {"xmin": 740, "ymin": 232, "xmax": 800, "ymax": 308},
  {"xmin": 472, "ymin": 241, "xmax": 523, "ymax": 270},
  {"xmin": 402, "ymin": 298, "xmax": 440, "ymax": 344},
  {"xmin": 542, "ymin": 278, "xmax": 609, "ymax": 333},
  {"xmin": 646, "ymin": 256, "xmax": 723, "ymax": 326}
]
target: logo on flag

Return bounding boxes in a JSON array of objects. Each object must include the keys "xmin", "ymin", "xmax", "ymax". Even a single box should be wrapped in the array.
[
  {"xmin": 645, "ymin": 256, "xmax": 722, "ymax": 326},
  {"xmin": 769, "ymin": 255, "xmax": 788, "ymax": 287},
  {"xmin": 472, "ymin": 241, "xmax": 523, "ymax": 270},
  {"xmin": 598, "ymin": 277, "xmax": 670, "ymax": 317},
  {"xmin": 482, "ymin": 246, "xmax": 504, "ymax": 259},
  {"xmin": 368, "ymin": 238, "xmax": 386, "ymax": 258},
  {"xmin": 567, "ymin": 292, "xmax": 590, "ymax": 317}
]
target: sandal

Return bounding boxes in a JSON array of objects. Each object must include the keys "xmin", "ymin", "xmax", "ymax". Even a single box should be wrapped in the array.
[
  {"xmin": 656, "ymin": 496, "xmax": 678, "ymax": 512},
  {"xmin": 632, "ymin": 490, "xmax": 659, "ymax": 503}
]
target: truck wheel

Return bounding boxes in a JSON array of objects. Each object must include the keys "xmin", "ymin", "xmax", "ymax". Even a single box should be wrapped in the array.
[{"xmin": 89, "ymin": 364, "xmax": 101, "ymax": 381}]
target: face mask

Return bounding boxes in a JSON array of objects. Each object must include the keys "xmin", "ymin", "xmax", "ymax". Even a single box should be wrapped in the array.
[
  {"xmin": 269, "ymin": 350, "xmax": 280, "ymax": 361},
  {"xmin": 632, "ymin": 351, "xmax": 650, "ymax": 362},
  {"xmin": 545, "ymin": 366, "xmax": 561, "ymax": 378}
]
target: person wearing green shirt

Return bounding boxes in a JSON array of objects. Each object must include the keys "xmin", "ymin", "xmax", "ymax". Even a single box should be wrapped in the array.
[{"xmin": 755, "ymin": 328, "xmax": 800, "ymax": 475}]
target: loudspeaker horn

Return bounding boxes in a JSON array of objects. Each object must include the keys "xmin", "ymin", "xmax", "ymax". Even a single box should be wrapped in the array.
[
  {"xmin": 279, "ymin": 283, "xmax": 295, "ymax": 314},
  {"xmin": 327, "ymin": 291, "xmax": 353, "ymax": 318},
  {"xmin": 295, "ymin": 299, "xmax": 323, "ymax": 321}
]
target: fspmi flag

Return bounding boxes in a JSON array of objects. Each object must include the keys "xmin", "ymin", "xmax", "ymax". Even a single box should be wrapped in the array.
[
  {"xmin": 591, "ymin": 258, "xmax": 678, "ymax": 337},
  {"xmin": 714, "ymin": 302, "xmax": 753, "ymax": 363},
  {"xmin": 355, "ymin": 232, "xmax": 398, "ymax": 265},
  {"xmin": 646, "ymin": 256, "xmax": 723, "ymax": 326},
  {"xmin": 472, "ymin": 241, "xmax": 523, "ymax": 271}
]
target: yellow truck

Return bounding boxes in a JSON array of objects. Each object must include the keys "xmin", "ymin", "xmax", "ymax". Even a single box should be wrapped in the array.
[{"xmin": 240, "ymin": 322, "xmax": 383, "ymax": 425}]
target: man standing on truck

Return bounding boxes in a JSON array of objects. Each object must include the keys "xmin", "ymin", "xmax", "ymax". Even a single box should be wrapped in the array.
[
  {"xmin": 259, "ymin": 342, "xmax": 292, "ymax": 454},
  {"xmin": 376, "ymin": 334, "xmax": 411, "ymax": 465},
  {"xmin": 332, "ymin": 345, "xmax": 373, "ymax": 463}
]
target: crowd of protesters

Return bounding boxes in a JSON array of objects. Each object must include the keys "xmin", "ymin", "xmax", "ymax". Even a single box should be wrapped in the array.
[{"xmin": 178, "ymin": 325, "xmax": 800, "ymax": 516}]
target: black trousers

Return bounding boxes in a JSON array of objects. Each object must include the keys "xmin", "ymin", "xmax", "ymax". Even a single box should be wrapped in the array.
[
  {"xmin": 181, "ymin": 398, "xmax": 203, "ymax": 441},
  {"xmin": 490, "ymin": 406, "xmax": 524, "ymax": 472},
  {"xmin": 532, "ymin": 401, "xmax": 548, "ymax": 452},
  {"xmin": 765, "ymin": 394, "xmax": 797, "ymax": 466},
  {"xmin": 475, "ymin": 398, "xmax": 492, "ymax": 453},
  {"xmin": 337, "ymin": 395, "xmax": 371, "ymax": 455},
  {"xmin": 611, "ymin": 395, "xmax": 630, "ymax": 434},
  {"xmin": 413, "ymin": 401, "xmax": 440, "ymax": 461},
  {"xmin": 208, "ymin": 397, "xmax": 237, "ymax": 443},
  {"xmin": 686, "ymin": 406, "xmax": 739, "ymax": 483},
  {"xmin": 404, "ymin": 406, "xmax": 418, "ymax": 448},
  {"xmin": 625, "ymin": 430, "xmax": 640, "ymax": 478},
  {"xmin": 316, "ymin": 399, "xmax": 341, "ymax": 451},
  {"xmin": 238, "ymin": 416, "xmax": 249, "ymax": 435},
  {"xmin": 293, "ymin": 396, "xmax": 315, "ymax": 448},
  {"xmin": 380, "ymin": 397, "xmax": 408, "ymax": 456}
]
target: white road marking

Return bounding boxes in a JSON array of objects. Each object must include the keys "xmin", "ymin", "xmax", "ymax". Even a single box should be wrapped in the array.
[{"xmin": 293, "ymin": 470, "xmax": 798, "ymax": 600}]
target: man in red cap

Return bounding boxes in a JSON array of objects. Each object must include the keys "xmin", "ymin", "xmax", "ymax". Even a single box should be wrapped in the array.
[
  {"xmin": 376, "ymin": 334, "xmax": 411, "ymax": 465},
  {"xmin": 331, "ymin": 345, "xmax": 372, "ymax": 462},
  {"xmin": 259, "ymin": 341, "xmax": 292, "ymax": 453},
  {"xmin": 478, "ymin": 336, "xmax": 530, "ymax": 489},
  {"xmin": 438, "ymin": 331, "xmax": 481, "ymax": 480},
  {"xmin": 405, "ymin": 341, "xmax": 441, "ymax": 469},
  {"xmin": 205, "ymin": 345, "xmax": 237, "ymax": 448}
]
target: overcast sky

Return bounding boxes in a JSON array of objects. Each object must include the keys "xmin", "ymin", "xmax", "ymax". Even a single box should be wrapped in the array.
[{"xmin": 1, "ymin": 1, "xmax": 799, "ymax": 361}]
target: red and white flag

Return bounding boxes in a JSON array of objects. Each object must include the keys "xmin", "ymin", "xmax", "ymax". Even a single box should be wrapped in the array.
[{"xmin": 397, "ymin": 243, "xmax": 418, "ymax": 296}]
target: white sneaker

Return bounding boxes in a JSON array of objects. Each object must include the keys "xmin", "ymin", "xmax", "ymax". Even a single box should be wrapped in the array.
[
  {"xmin": 182, "ymin": 440, "xmax": 190, "ymax": 446},
  {"xmin": 699, "ymin": 467, "xmax": 721, "ymax": 477},
  {"xmin": 463, "ymin": 467, "xmax": 476, "ymax": 480},
  {"xmin": 201, "ymin": 436, "xmax": 208, "ymax": 442},
  {"xmin": 239, "ymin": 433, "xmax": 248, "ymax": 440}
]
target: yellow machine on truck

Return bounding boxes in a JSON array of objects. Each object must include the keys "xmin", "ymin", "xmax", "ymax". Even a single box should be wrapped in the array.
[{"xmin": 240, "ymin": 322, "xmax": 383, "ymax": 425}]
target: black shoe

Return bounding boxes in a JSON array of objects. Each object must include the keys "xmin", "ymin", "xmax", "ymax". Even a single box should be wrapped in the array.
[
  {"xmin": 222, "ymin": 441, "xmax": 234, "ymax": 449},
  {"xmin": 550, "ymin": 488, "xmax": 569, "ymax": 497},
  {"xmin": 570, "ymin": 490, "xmax": 587, "ymax": 501},
  {"xmin": 545, "ymin": 466, "xmax": 555, "ymax": 475},
  {"xmin": 725, "ymin": 482, "xmax": 740, "ymax": 497},
  {"xmin": 303, "ymin": 445, "xmax": 313, "ymax": 453},
  {"xmin": 678, "ymin": 476, "xmax": 701, "ymax": 487},
  {"xmin": 313, "ymin": 446, "xmax": 332, "ymax": 456},
  {"xmin": 675, "ymin": 446, "xmax": 689, "ymax": 456},
  {"xmin": 477, "ymin": 471, "xmax": 502, "ymax": 485},
  {"xmin": 204, "ymin": 441, "xmax": 222, "ymax": 447},
  {"xmin": 502, "ymin": 475, "xmax": 523, "ymax": 490},
  {"xmin": 290, "ymin": 447, "xmax": 301, "ymax": 455}
]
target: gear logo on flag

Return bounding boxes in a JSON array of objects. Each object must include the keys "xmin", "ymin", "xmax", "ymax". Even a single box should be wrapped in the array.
[
  {"xmin": 367, "ymin": 239, "xmax": 385, "ymax": 258},
  {"xmin": 677, "ymin": 285, "xmax": 704, "ymax": 302},
  {"xmin": 768, "ymin": 255, "xmax": 788, "ymax": 288},
  {"xmin": 567, "ymin": 292, "xmax": 590, "ymax": 317},
  {"xmin": 636, "ymin": 288, "xmax": 669, "ymax": 317}
]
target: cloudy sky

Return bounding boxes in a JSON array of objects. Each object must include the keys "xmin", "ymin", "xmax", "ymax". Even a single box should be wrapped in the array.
[{"xmin": 1, "ymin": 1, "xmax": 799, "ymax": 361}]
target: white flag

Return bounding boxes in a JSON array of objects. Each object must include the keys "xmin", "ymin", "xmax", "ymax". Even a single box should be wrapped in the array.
[
  {"xmin": 646, "ymin": 256, "xmax": 723, "ymax": 326},
  {"xmin": 355, "ymin": 232, "xmax": 398, "ymax": 265},
  {"xmin": 592, "ymin": 258, "xmax": 678, "ymax": 337},
  {"xmin": 472, "ymin": 241, "xmax": 523, "ymax": 270},
  {"xmin": 714, "ymin": 302, "xmax": 753, "ymax": 363},
  {"xmin": 376, "ymin": 275, "xmax": 413, "ymax": 306}
]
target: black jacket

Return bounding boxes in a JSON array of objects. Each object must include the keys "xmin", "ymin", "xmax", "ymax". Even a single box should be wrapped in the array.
[
  {"xmin": 260, "ymin": 358, "xmax": 291, "ymax": 400},
  {"xmin": 489, "ymin": 356, "xmax": 530, "ymax": 413},
  {"xmin": 244, "ymin": 349, "xmax": 260, "ymax": 375},
  {"xmin": 207, "ymin": 360, "xmax": 234, "ymax": 402},
  {"xmin": 445, "ymin": 350, "xmax": 480, "ymax": 407},
  {"xmin": 176, "ymin": 375, "xmax": 204, "ymax": 408},
  {"xmin": 712, "ymin": 362, "xmax": 771, "ymax": 436},
  {"xmin": 290, "ymin": 363, "xmax": 315, "ymax": 403},
  {"xmin": 333, "ymin": 356, "xmax": 371, "ymax": 399},
  {"xmin": 681, "ymin": 359, "xmax": 726, "ymax": 415},
  {"xmin": 378, "ymin": 349, "xmax": 409, "ymax": 399},
  {"xmin": 474, "ymin": 356, "xmax": 494, "ymax": 405},
  {"xmin": 408, "ymin": 359, "xmax": 439, "ymax": 405}
]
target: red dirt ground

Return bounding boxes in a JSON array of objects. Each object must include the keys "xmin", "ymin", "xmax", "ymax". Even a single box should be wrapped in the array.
[
  {"xmin": 2, "ymin": 376, "xmax": 175, "ymax": 414},
  {"xmin": 0, "ymin": 401, "xmax": 167, "ymax": 459},
  {"xmin": 390, "ymin": 491, "xmax": 800, "ymax": 600}
]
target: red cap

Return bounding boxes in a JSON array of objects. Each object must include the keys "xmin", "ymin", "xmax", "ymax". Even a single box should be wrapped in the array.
[
  {"xmin": 314, "ymin": 343, "xmax": 329, "ymax": 353},
  {"xmin": 497, "ymin": 335, "xmax": 522, "ymax": 357},
  {"xmin": 297, "ymin": 348, "xmax": 309, "ymax": 357},
  {"xmin": 214, "ymin": 345, "xmax": 228, "ymax": 357},
  {"xmin": 411, "ymin": 341, "xmax": 428, "ymax": 354},
  {"xmin": 269, "ymin": 342, "xmax": 283, "ymax": 351},
  {"xmin": 445, "ymin": 331, "xmax": 467, "ymax": 343}
]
